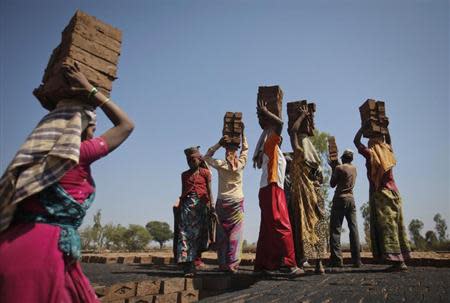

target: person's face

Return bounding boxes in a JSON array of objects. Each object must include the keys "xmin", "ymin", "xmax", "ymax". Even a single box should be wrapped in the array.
[
  {"xmin": 187, "ymin": 156, "xmax": 201, "ymax": 170},
  {"xmin": 82, "ymin": 125, "xmax": 96, "ymax": 141},
  {"xmin": 225, "ymin": 148, "xmax": 237, "ymax": 161}
]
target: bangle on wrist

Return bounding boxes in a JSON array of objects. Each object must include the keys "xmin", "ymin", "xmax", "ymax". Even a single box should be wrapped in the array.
[
  {"xmin": 88, "ymin": 87, "xmax": 98, "ymax": 99},
  {"xmin": 99, "ymin": 98, "xmax": 110, "ymax": 108}
]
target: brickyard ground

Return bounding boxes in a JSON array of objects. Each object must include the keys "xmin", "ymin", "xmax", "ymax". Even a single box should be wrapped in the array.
[{"xmin": 82, "ymin": 250, "xmax": 450, "ymax": 303}]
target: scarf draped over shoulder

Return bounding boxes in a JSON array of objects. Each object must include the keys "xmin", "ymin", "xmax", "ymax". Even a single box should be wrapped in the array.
[
  {"xmin": 0, "ymin": 99, "xmax": 95, "ymax": 232},
  {"xmin": 368, "ymin": 138, "xmax": 396, "ymax": 191}
]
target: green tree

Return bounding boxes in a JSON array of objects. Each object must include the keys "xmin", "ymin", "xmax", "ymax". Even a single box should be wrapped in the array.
[
  {"xmin": 124, "ymin": 224, "xmax": 152, "ymax": 251},
  {"xmin": 80, "ymin": 226, "xmax": 95, "ymax": 250},
  {"xmin": 145, "ymin": 221, "xmax": 173, "ymax": 249},
  {"xmin": 409, "ymin": 219, "xmax": 426, "ymax": 250},
  {"xmin": 425, "ymin": 230, "xmax": 438, "ymax": 248},
  {"xmin": 433, "ymin": 213, "xmax": 448, "ymax": 242},
  {"xmin": 91, "ymin": 209, "xmax": 106, "ymax": 250},
  {"xmin": 103, "ymin": 223, "xmax": 128, "ymax": 250},
  {"xmin": 360, "ymin": 202, "xmax": 371, "ymax": 250}
]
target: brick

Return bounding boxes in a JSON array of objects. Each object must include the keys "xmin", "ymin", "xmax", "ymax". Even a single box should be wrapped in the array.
[
  {"xmin": 222, "ymin": 111, "xmax": 243, "ymax": 147},
  {"xmin": 136, "ymin": 280, "xmax": 162, "ymax": 296},
  {"xmin": 138, "ymin": 256, "xmax": 153, "ymax": 264},
  {"xmin": 257, "ymin": 85, "xmax": 283, "ymax": 129},
  {"xmin": 88, "ymin": 255, "xmax": 99, "ymax": 263},
  {"xmin": 64, "ymin": 14, "xmax": 121, "ymax": 53},
  {"xmin": 240, "ymin": 259, "xmax": 254, "ymax": 266},
  {"xmin": 128, "ymin": 295, "xmax": 154, "ymax": 303},
  {"xmin": 65, "ymin": 44, "xmax": 118, "ymax": 77},
  {"xmin": 92, "ymin": 284, "xmax": 107, "ymax": 298},
  {"xmin": 328, "ymin": 136, "xmax": 339, "ymax": 161},
  {"xmin": 287, "ymin": 100, "xmax": 316, "ymax": 135},
  {"xmin": 43, "ymin": 57, "xmax": 114, "ymax": 91},
  {"xmin": 153, "ymin": 292, "xmax": 179, "ymax": 303},
  {"xmin": 70, "ymin": 10, "xmax": 122, "ymax": 42},
  {"xmin": 161, "ymin": 278, "xmax": 186, "ymax": 294},
  {"xmin": 81, "ymin": 255, "xmax": 90, "ymax": 262},
  {"xmin": 185, "ymin": 278, "xmax": 203, "ymax": 291},
  {"xmin": 359, "ymin": 99, "xmax": 389, "ymax": 138},
  {"xmin": 153, "ymin": 256, "xmax": 171, "ymax": 265},
  {"xmin": 178, "ymin": 290, "xmax": 199, "ymax": 303},
  {"xmin": 105, "ymin": 257, "xmax": 119, "ymax": 264},
  {"xmin": 64, "ymin": 31, "xmax": 120, "ymax": 64},
  {"xmin": 93, "ymin": 256, "xmax": 118, "ymax": 264},
  {"xmin": 202, "ymin": 276, "xmax": 231, "ymax": 291},
  {"xmin": 202, "ymin": 258, "xmax": 216, "ymax": 265},
  {"xmin": 117, "ymin": 256, "xmax": 135, "ymax": 264},
  {"xmin": 34, "ymin": 10, "xmax": 120, "ymax": 110},
  {"xmin": 104, "ymin": 282, "xmax": 137, "ymax": 301}
]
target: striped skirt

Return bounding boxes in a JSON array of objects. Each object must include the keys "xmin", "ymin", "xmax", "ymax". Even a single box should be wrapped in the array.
[{"xmin": 216, "ymin": 197, "xmax": 244, "ymax": 271}]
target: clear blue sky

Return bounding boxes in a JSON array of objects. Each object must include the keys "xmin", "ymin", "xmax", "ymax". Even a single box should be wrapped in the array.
[{"xmin": 1, "ymin": 0, "xmax": 449, "ymax": 243}]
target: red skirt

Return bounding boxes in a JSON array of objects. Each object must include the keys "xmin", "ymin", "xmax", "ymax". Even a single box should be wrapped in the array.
[{"xmin": 254, "ymin": 183, "xmax": 297, "ymax": 270}]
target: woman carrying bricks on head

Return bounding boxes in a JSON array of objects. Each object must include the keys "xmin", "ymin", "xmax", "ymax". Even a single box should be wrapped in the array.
[
  {"xmin": 252, "ymin": 99, "xmax": 302, "ymax": 276},
  {"xmin": 0, "ymin": 63, "xmax": 134, "ymax": 302},
  {"xmin": 354, "ymin": 123, "xmax": 410, "ymax": 271},
  {"xmin": 287, "ymin": 107, "xmax": 327, "ymax": 274},
  {"xmin": 176, "ymin": 147, "xmax": 214, "ymax": 277},
  {"xmin": 203, "ymin": 123, "xmax": 248, "ymax": 273}
]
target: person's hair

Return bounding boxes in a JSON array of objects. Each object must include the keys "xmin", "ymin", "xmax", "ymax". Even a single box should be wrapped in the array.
[{"xmin": 341, "ymin": 154, "xmax": 353, "ymax": 163}]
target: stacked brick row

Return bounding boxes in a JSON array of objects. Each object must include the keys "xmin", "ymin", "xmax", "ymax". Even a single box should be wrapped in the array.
[
  {"xmin": 95, "ymin": 277, "xmax": 201, "ymax": 303},
  {"xmin": 257, "ymin": 86, "xmax": 283, "ymax": 129},
  {"xmin": 94, "ymin": 274, "xmax": 261, "ymax": 303},
  {"xmin": 328, "ymin": 136, "xmax": 339, "ymax": 162},
  {"xmin": 359, "ymin": 99, "xmax": 389, "ymax": 138},
  {"xmin": 222, "ymin": 112, "xmax": 243, "ymax": 147},
  {"xmin": 34, "ymin": 10, "xmax": 122, "ymax": 110},
  {"xmin": 287, "ymin": 100, "xmax": 316, "ymax": 135}
]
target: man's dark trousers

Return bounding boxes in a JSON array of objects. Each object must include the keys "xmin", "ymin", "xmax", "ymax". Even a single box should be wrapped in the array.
[{"xmin": 329, "ymin": 196, "xmax": 361, "ymax": 265}]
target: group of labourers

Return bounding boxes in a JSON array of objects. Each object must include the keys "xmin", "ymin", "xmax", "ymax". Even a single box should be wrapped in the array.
[
  {"xmin": 175, "ymin": 99, "xmax": 411, "ymax": 277},
  {"xmin": 0, "ymin": 65, "xmax": 410, "ymax": 302}
]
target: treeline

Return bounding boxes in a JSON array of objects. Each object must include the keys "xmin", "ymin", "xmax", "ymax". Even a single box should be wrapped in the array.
[
  {"xmin": 80, "ymin": 210, "xmax": 174, "ymax": 251},
  {"xmin": 408, "ymin": 213, "xmax": 449, "ymax": 251}
]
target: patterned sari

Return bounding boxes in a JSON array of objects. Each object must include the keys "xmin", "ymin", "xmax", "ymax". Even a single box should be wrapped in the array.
[
  {"xmin": 370, "ymin": 189, "xmax": 410, "ymax": 262},
  {"xmin": 216, "ymin": 198, "xmax": 244, "ymax": 271},
  {"xmin": 290, "ymin": 149, "xmax": 327, "ymax": 263},
  {"xmin": 176, "ymin": 193, "xmax": 209, "ymax": 263}
]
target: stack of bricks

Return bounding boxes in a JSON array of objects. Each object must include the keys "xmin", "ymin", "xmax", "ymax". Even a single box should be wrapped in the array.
[
  {"xmin": 95, "ymin": 277, "xmax": 202, "ymax": 303},
  {"xmin": 257, "ymin": 86, "xmax": 283, "ymax": 129},
  {"xmin": 359, "ymin": 99, "xmax": 389, "ymax": 138},
  {"xmin": 34, "ymin": 10, "xmax": 122, "ymax": 110},
  {"xmin": 328, "ymin": 136, "xmax": 339, "ymax": 162},
  {"xmin": 222, "ymin": 112, "xmax": 243, "ymax": 147},
  {"xmin": 286, "ymin": 100, "xmax": 316, "ymax": 135}
]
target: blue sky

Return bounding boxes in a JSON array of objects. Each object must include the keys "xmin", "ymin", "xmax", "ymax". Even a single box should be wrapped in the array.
[{"xmin": 1, "ymin": 0, "xmax": 449, "ymax": 243}]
